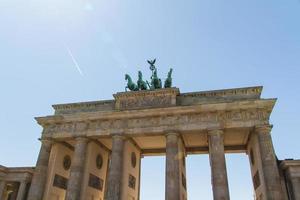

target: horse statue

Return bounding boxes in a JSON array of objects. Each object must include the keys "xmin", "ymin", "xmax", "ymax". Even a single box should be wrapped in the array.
[
  {"xmin": 125, "ymin": 74, "xmax": 138, "ymax": 91},
  {"xmin": 137, "ymin": 71, "xmax": 148, "ymax": 90},
  {"xmin": 164, "ymin": 68, "xmax": 173, "ymax": 88},
  {"xmin": 124, "ymin": 58, "xmax": 173, "ymax": 92},
  {"xmin": 147, "ymin": 68, "xmax": 162, "ymax": 89}
]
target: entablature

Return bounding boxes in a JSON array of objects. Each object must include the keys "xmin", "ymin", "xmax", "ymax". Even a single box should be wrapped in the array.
[
  {"xmin": 0, "ymin": 166, "xmax": 34, "ymax": 182},
  {"xmin": 37, "ymin": 98, "xmax": 275, "ymax": 139}
]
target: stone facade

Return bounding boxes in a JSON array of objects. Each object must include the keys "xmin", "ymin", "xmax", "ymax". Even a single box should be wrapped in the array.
[
  {"xmin": 0, "ymin": 165, "xmax": 34, "ymax": 200},
  {"xmin": 280, "ymin": 160, "xmax": 300, "ymax": 200},
  {"xmin": 1, "ymin": 86, "xmax": 300, "ymax": 200}
]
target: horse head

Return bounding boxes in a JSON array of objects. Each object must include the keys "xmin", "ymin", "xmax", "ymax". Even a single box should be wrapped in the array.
[
  {"xmin": 125, "ymin": 74, "xmax": 130, "ymax": 80},
  {"xmin": 168, "ymin": 68, "xmax": 173, "ymax": 77},
  {"xmin": 138, "ymin": 71, "xmax": 143, "ymax": 79}
]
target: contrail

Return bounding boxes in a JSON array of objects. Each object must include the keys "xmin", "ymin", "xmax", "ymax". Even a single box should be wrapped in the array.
[{"xmin": 64, "ymin": 44, "xmax": 84, "ymax": 76}]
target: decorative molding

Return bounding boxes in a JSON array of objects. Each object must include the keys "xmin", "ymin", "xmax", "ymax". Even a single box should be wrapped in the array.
[
  {"xmin": 255, "ymin": 124, "xmax": 273, "ymax": 134},
  {"xmin": 53, "ymin": 100, "xmax": 115, "ymax": 115},
  {"xmin": 50, "ymin": 87, "xmax": 263, "ymax": 115},
  {"xmin": 36, "ymin": 98, "xmax": 276, "ymax": 127},
  {"xmin": 42, "ymin": 108, "xmax": 270, "ymax": 137},
  {"xmin": 114, "ymin": 88, "xmax": 179, "ymax": 110},
  {"xmin": 180, "ymin": 86, "xmax": 263, "ymax": 98},
  {"xmin": 114, "ymin": 88, "xmax": 179, "ymax": 98},
  {"xmin": 280, "ymin": 160, "xmax": 300, "ymax": 169},
  {"xmin": 207, "ymin": 129, "xmax": 224, "ymax": 135}
]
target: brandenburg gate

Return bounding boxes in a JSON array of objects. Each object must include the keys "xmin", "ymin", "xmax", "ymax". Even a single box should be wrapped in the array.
[
  {"xmin": 1, "ymin": 61, "xmax": 299, "ymax": 200},
  {"xmin": 23, "ymin": 86, "xmax": 294, "ymax": 200}
]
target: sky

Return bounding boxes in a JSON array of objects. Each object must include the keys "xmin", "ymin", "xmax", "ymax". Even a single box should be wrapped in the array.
[{"xmin": 0, "ymin": 0, "xmax": 299, "ymax": 199}]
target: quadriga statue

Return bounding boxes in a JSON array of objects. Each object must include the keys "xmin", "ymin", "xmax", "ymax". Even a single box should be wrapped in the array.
[{"xmin": 124, "ymin": 59, "xmax": 173, "ymax": 91}]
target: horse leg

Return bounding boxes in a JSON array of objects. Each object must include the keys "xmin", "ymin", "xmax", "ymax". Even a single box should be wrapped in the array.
[{"xmin": 146, "ymin": 81, "xmax": 151, "ymax": 89}]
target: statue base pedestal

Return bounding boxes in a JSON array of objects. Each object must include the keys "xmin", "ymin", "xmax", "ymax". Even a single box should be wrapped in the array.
[{"xmin": 113, "ymin": 88, "xmax": 180, "ymax": 110}]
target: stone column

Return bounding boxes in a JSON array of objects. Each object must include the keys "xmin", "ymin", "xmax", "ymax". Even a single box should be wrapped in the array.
[
  {"xmin": 65, "ymin": 137, "xmax": 89, "ymax": 200},
  {"xmin": 208, "ymin": 129, "xmax": 230, "ymax": 200},
  {"xmin": 105, "ymin": 135, "xmax": 125, "ymax": 200},
  {"xmin": 27, "ymin": 139, "xmax": 53, "ymax": 200},
  {"xmin": 165, "ymin": 133, "xmax": 181, "ymax": 200},
  {"xmin": 0, "ymin": 180, "xmax": 6, "ymax": 200},
  {"xmin": 255, "ymin": 125, "xmax": 283, "ymax": 200},
  {"xmin": 16, "ymin": 181, "xmax": 27, "ymax": 200}
]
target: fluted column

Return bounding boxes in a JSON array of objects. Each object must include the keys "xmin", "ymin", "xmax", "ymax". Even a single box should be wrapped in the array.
[
  {"xmin": 65, "ymin": 137, "xmax": 89, "ymax": 200},
  {"xmin": 208, "ymin": 129, "xmax": 230, "ymax": 200},
  {"xmin": 255, "ymin": 125, "xmax": 283, "ymax": 200},
  {"xmin": 27, "ymin": 138, "xmax": 53, "ymax": 200},
  {"xmin": 105, "ymin": 135, "xmax": 125, "ymax": 200},
  {"xmin": 0, "ymin": 180, "xmax": 6, "ymax": 200},
  {"xmin": 16, "ymin": 181, "xmax": 27, "ymax": 200},
  {"xmin": 165, "ymin": 132, "xmax": 181, "ymax": 200}
]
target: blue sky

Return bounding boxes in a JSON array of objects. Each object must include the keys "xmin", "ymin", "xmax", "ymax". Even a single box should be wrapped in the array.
[{"xmin": 0, "ymin": 0, "xmax": 299, "ymax": 199}]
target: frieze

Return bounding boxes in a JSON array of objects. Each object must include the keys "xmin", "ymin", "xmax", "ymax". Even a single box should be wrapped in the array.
[
  {"xmin": 43, "ymin": 108, "xmax": 270, "ymax": 135},
  {"xmin": 114, "ymin": 88, "xmax": 179, "ymax": 98},
  {"xmin": 114, "ymin": 88, "xmax": 179, "ymax": 110},
  {"xmin": 118, "ymin": 95, "xmax": 173, "ymax": 110}
]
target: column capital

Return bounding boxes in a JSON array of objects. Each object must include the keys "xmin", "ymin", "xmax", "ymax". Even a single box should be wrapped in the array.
[
  {"xmin": 74, "ymin": 136, "xmax": 89, "ymax": 143},
  {"xmin": 111, "ymin": 134, "xmax": 127, "ymax": 140},
  {"xmin": 207, "ymin": 129, "xmax": 224, "ymax": 136},
  {"xmin": 38, "ymin": 138, "xmax": 53, "ymax": 146},
  {"xmin": 165, "ymin": 132, "xmax": 180, "ymax": 137},
  {"xmin": 255, "ymin": 124, "xmax": 273, "ymax": 134}
]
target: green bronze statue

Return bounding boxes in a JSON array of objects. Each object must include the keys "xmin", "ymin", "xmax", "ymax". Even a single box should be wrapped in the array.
[
  {"xmin": 125, "ymin": 74, "xmax": 138, "ymax": 91},
  {"xmin": 147, "ymin": 59, "xmax": 156, "ymax": 73},
  {"xmin": 124, "ymin": 59, "xmax": 174, "ymax": 92},
  {"xmin": 137, "ymin": 71, "xmax": 148, "ymax": 90},
  {"xmin": 148, "ymin": 68, "xmax": 162, "ymax": 89},
  {"xmin": 164, "ymin": 68, "xmax": 173, "ymax": 88},
  {"xmin": 146, "ymin": 59, "xmax": 162, "ymax": 89}
]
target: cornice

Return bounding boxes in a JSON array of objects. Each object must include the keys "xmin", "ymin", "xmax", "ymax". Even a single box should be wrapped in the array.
[
  {"xmin": 51, "ymin": 86, "xmax": 264, "ymax": 115},
  {"xmin": 280, "ymin": 160, "xmax": 300, "ymax": 169},
  {"xmin": 180, "ymin": 86, "xmax": 263, "ymax": 98},
  {"xmin": 0, "ymin": 166, "xmax": 35, "ymax": 174},
  {"xmin": 35, "ymin": 98, "xmax": 276, "ymax": 126}
]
